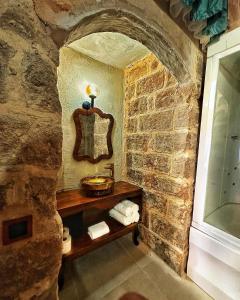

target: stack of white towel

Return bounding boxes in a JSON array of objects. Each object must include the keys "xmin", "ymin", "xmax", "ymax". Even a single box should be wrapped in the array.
[
  {"xmin": 62, "ymin": 227, "xmax": 72, "ymax": 254},
  {"xmin": 88, "ymin": 221, "xmax": 110, "ymax": 240},
  {"xmin": 109, "ymin": 200, "xmax": 140, "ymax": 226}
]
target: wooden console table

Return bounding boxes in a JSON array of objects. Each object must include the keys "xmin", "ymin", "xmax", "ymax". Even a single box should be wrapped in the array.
[{"xmin": 57, "ymin": 181, "xmax": 142, "ymax": 288}]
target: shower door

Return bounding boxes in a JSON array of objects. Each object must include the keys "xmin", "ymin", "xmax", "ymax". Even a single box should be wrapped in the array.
[
  {"xmin": 188, "ymin": 29, "xmax": 240, "ymax": 300},
  {"xmin": 192, "ymin": 43, "xmax": 240, "ymax": 244}
]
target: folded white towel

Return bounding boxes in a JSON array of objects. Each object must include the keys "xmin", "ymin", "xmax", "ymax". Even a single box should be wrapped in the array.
[
  {"xmin": 88, "ymin": 221, "xmax": 110, "ymax": 240},
  {"xmin": 109, "ymin": 209, "xmax": 132, "ymax": 226},
  {"xmin": 109, "ymin": 209, "xmax": 140, "ymax": 226},
  {"xmin": 133, "ymin": 211, "xmax": 140, "ymax": 223},
  {"xmin": 114, "ymin": 200, "xmax": 139, "ymax": 217}
]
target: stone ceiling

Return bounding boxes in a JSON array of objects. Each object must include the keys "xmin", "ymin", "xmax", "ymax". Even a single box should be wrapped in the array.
[{"xmin": 68, "ymin": 32, "xmax": 150, "ymax": 69}]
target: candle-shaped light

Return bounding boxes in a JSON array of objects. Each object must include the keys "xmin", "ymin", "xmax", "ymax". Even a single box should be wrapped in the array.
[{"xmin": 85, "ymin": 84, "xmax": 99, "ymax": 108}]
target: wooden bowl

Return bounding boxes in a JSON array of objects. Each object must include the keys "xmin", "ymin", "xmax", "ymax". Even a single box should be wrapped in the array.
[{"xmin": 81, "ymin": 176, "xmax": 114, "ymax": 196}]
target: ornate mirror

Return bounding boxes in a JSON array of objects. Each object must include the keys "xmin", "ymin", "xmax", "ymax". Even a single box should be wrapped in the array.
[{"xmin": 73, "ymin": 107, "xmax": 114, "ymax": 163}]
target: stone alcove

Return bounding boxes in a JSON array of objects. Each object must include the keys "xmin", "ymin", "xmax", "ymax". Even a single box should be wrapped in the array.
[{"xmin": 0, "ymin": 0, "xmax": 203, "ymax": 298}]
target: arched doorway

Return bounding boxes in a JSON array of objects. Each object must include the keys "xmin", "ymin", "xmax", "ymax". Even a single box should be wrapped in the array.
[{"xmin": 0, "ymin": 1, "xmax": 203, "ymax": 298}]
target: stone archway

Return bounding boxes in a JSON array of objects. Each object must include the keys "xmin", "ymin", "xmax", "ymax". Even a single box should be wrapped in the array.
[{"xmin": 0, "ymin": 0, "xmax": 203, "ymax": 298}]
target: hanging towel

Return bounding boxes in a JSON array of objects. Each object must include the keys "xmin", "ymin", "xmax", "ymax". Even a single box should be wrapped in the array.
[
  {"xmin": 181, "ymin": 0, "xmax": 228, "ymax": 38},
  {"xmin": 88, "ymin": 221, "xmax": 110, "ymax": 240},
  {"xmin": 114, "ymin": 200, "xmax": 139, "ymax": 217}
]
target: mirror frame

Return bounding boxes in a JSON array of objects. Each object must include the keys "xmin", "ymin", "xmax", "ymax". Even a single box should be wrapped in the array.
[{"xmin": 72, "ymin": 107, "xmax": 114, "ymax": 163}]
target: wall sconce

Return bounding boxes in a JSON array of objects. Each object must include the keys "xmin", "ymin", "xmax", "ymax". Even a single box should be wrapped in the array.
[{"xmin": 85, "ymin": 84, "xmax": 99, "ymax": 108}]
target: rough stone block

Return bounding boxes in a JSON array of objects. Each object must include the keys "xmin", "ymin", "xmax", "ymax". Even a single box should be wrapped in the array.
[
  {"xmin": 143, "ymin": 191, "xmax": 167, "ymax": 215},
  {"xmin": 143, "ymin": 173, "xmax": 159, "ymax": 190},
  {"xmin": 155, "ymin": 87, "xmax": 175, "ymax": 109},
  {"xmin": 127, "ymin": 168, "xmax": 143, "ymax": 185},
  {"xmin": 154, "ymin": 237, "xmax": 185, "ymax": 275},
  {"xmin": 141, "ymin": 202, "xmax": 150, "ymax": 228},
  {"xmin": 128, "ymin": 96, "xmax": 147, "ymax": 116},
  {"xmin": 138, "ymin": 96, "xmax": 147, "ymax": 114},
  {"xmin": 156, "ymin": 177, "xmax": 190, "ymax": 200},
  {"xmin": 136, "ymin": 69, "xmax": 177, "ymax": 96},
  {"xmin": 228, "ymin": 0, "xmax": 240, "ymax": 30},
  {"xmin": 174, "ymin": 106, "xmax": 199, "ymax": 129},
  {"xmin": 0, "ymin": 237, "xmax": 61, "ymax": 299},
  {"xmin": 147, "ymin": 95, "xmax": 155, "ymax": 111},
  {"xmin": 25, "ymin": 176, "xmax": 57, "ymax": 217},
  {"xmin": 173, "ymin": 132, "xmax": 198, "ymax": 153},
  {"xmin": 128, "ymin": 99, "xmax": 138, "ymax": 117},
  {"xmin": 126, "ymin": 152, "xmax": 143, "ymax": 169},
  {"xmin": 126, "ymin": 117, "xmax": 138, "ymax": 133},
  {"xmin": 21, "ymin": 122, "xmax": 62, "ymax": 169},
  {"xmin": 0, "ymin": 40, "xmax": 16, "ymax": 103},
  {"xmin": 139, "ymin": 111, "xmax": 173, "ymax": 132},
  {"xmin": 167, "ymin": 200, "xmax": 192, "ymax": 227},
  {"xmin": 171, "ymin": 155, "xmax": 196, "ymax": 179},
  {"xmin": 0, "ymin": 185, "xmax": 7, "ymax": 210},
  {"xmin": 0, "ymin": 181, "xmax": 14, "ymax": 210},
  {"xmin": 0, "ymin": 9, "xmax": 35, "ymax": 40},
  {"xmin": 125, "ymin": 60, "xmax": 148, "ymax": 84},
  {"xmin": 126, "ymin": 134, "xmax": 149, "ymax": 151},
  {"xmin": 150, "ymin": 214, "xmax": 188, "ymax": 251},
  {"xmin": 136, "ymin": 71, "xmax": 165, "ymax": 96},
  {"xmin": 140, "ymin": 224, "xmax": 158, "ymax": 250},
  {"xmin": 140, "ymin": 225, "xmax": 184, "ymax": 275},
  {"xmin": 175, "ymin": 82, "xmax": 201, "ymax": 106},
  {"xmin": 143, "ymin": 153, "xmax": 170, "ymax": 174},
  {"xmin": 155, "ymin": 133, "xmax": 173, "ymax": 154},
  {"xmin": 22, "ymin": 52, "xmax": 61, "ymax": 113},
  {"xmin": 125, "ymin": 83, "xmax": 135, "ymax": 101},
  {"xmin": 0, "ymin": 113, "xmax": 31, "ymax": 165},
  {"xmin": 151, "ymin": 57, "xmax": 162, "ymax": 72},
  {"xmin": 143, "ymin": 174, "xmax": 190, "ymax": 200}
]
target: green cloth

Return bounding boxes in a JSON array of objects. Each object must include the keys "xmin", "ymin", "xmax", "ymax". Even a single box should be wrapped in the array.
[{"xmin": 182, "ymin": 0, "xmax": 228, "ymax": 38}]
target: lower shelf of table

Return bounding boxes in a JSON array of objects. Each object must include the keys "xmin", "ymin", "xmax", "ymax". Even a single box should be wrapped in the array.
[{"xmin": 63, "ymin": 217, "xmax": 138, "ymax": 261}]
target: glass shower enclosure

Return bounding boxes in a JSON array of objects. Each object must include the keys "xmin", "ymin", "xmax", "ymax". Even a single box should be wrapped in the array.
[
  {"xmin": 188, "ymin": 29, "xmax": 240, "ymax": 300},
  {"xmin": 204, "ymin": 51, "xmax": 240, "ymax": 239}
]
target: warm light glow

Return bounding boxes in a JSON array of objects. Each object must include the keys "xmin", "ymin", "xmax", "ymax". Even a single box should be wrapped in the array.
[{"xmin": 85, "ymin": 83, "xmax": 100, "ymax": 97}]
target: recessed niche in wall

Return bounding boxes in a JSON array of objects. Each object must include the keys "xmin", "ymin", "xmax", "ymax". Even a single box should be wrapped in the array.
[{"xmin": 2, "ymin": 215, "xmax": 32, "ymax": 245}]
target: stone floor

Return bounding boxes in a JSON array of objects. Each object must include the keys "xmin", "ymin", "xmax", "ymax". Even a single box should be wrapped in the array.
[{"xmin": 59, "ymin": 234, "xmax": 212, "ymax": 300}]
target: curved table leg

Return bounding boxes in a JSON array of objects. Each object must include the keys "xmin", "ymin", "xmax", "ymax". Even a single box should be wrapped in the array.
[
  {"xmin": 58, "ymin": 259, "xmax": 65, "ymax": 291},
  {"xmin": 132, "ymin": 226, "xmax": 140, "ymax": 246}
]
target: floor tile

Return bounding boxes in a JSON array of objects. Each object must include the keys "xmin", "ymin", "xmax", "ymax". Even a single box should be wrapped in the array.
[
  {"xmin": 143, "ymin": 260, "xmax": 212, "ymax": 300},
  {"xmin": 59, "ymin": 234, "xmax": 211, "ymax": 300},
  {"xmin": 102, "ymin": 269, "xmax": 168, "ymax": 300},
  {"xmin": 59, "ymin": 263, "xmax": 79, "ymax": 300},
  {"xmin": 68, "ymin": 240, "xmax": 139, "ymax": 299},
  {"xmin": 116, "ymin": 235, "xmax": 153, "ymax": 269}
]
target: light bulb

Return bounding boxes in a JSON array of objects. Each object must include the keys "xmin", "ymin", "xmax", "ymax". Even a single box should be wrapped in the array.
[{"xmin": 85, "ymin": 83, "xmax": 99, "ymax": 98}]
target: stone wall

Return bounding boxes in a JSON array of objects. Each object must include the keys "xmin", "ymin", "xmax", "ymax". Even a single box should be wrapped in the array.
[
  {"xmin": 123, "ymin": 53, "xmax": 201, "ymax": 275},
  {"xmin": 228, "ymin": 0, "xmax": 240, "ymax": 31},
  {"xmin": 0, "ymin": 1, "xmax": 62, "ymax": 298},
  {"xmin": 0, "ymin": 0, "xmax": 203, "ymax": 298}
]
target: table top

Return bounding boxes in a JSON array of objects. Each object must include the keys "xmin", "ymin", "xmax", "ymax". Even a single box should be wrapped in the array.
[{"xmin": 57, "ymin": 181, "xmax": 142, "ymax": 216}]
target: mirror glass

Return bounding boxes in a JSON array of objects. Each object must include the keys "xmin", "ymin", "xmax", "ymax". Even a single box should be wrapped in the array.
[{"xmin": 73, "ymin": 108, "xmax": 114, "ymax": 163}]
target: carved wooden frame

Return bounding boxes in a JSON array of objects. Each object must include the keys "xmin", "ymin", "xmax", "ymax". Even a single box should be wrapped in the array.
[{"xmin": 73, "ymin": 107, "xmax": 114, "ymax": 164}]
